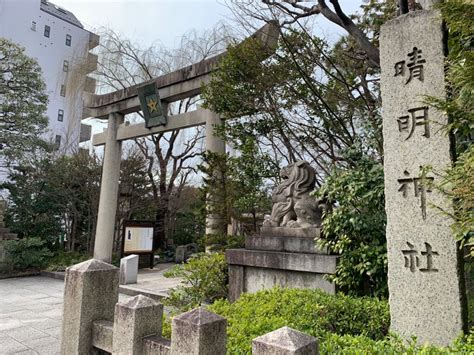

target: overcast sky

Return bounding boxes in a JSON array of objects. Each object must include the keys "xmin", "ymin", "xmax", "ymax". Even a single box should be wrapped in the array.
[
  {"xmin": 49, "ymin": 0, "xmax": 363, "ymax": 156},
  {"xmin": 52, "ymin": 0, "xmax": 362, "ymax": 50}
]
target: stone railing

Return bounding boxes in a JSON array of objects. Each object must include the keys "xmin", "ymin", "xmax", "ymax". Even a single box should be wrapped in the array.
[{"xmin": 60, "ymin": 259, "xmax": 319, "ymax": 354}]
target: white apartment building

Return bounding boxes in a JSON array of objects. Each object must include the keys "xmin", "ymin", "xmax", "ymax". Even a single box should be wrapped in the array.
[{"xmin": 0, "ymin": 0, "xmax": 98, "ymax": 153}]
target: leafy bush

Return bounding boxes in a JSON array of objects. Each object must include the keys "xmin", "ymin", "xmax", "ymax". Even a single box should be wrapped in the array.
[
  {"xmin": 163, "ymin": 252, "xmax": 228, "ymax": 312},
  {"xmin": 316, "ymin": 147, "xmax": 387, "ymax": 297},
  {"xmin": 204, "ymin": 287, "xmax": 473, "ymax": 354},
  {"xmin": 46, "ymin": 251, "xmax": 90, "ymax": 271},
  {"xmin": 433, "ymin": 146, "xmax": 474, "ymax": 258},
  {"xmin": 208, "ymin": 287, "xmax": 389, "ymax": 354},
  {"xmin": 321, "ymin": 331, "xmax": 473, "ymax": 354},
  {"xmin": 5, "ymin": 237, "xmax": 53, "ymax": 270}
]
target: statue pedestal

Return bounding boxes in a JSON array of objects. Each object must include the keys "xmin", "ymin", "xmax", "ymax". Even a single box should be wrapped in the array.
[{"xmin": 226, "ymin": 227, "xmax": 338, "ymax": 302}]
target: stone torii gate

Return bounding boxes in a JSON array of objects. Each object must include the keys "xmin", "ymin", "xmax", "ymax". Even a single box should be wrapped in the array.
[{"xmin": 85, "ymin": 22, "xmax": 279, "ymax": 262}]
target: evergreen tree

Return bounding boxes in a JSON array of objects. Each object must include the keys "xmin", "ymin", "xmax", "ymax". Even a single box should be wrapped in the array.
[{"xmin": 0, "ymin": 38, "xmax": 48, "ymax": 161}]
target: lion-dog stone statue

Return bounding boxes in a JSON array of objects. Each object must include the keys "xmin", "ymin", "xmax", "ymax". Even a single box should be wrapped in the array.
[{"xmin": 263, "ymin": 161, "xmax": 324, "ymax": 228}]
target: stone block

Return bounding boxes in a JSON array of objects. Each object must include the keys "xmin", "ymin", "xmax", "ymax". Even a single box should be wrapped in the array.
[
  {"xmin": 260, "ymin": 226, "xmax": 321, "ymax": 239},
  {"xmin": 245, "ymin": 235, "xmax": 327, "ymax": 254},
  {"xmin": 171, "ymin": 307, "xmax": 226, "ymax": 355},
  {"xmin": 244, "ymin": 266, "xmax": 335, "ymax": 295},
  {"xmin": 226, "ymin": 249, "xmax": 337, "ymax": 274},
  {"xmin": 143, "ymin": 335, "xmax": 171, "ymax": 355},
  {"xmin": 112, "ymin": 295, "xmax": 163, "ymax": 355},
  {"xmin": 175, "ymin": 246, "xmax": 186, "ymax": 263},
  {"xmin": 380, "ymin": 10, "xmax": 466, "ymax": 345},
  {"xmin": 119, "ymin": 254, "xmax": 138, "ymax": 285},
  {"xmin": 227, "ymin": 248, "xmax": 337, "ymax": 301},
  {"xmin": 252, "ymin": 326, "xmax": 318, "ymax": 355},
  {"xmin": 228, "ymin": 265, "xmax": 244, "ymax": 302},
  {"xmin": 60, "ymin": 259, "xmax": 119, "ymax": 355},
  {"xmin": 91, "ymin": 320, "xmax": 113, "ymax": 353}
]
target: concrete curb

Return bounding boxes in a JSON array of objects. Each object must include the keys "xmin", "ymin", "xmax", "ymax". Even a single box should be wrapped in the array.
[
  {"xmin": 0, "ymin": 270, "xmax": 40, "ymax": 279},
  {"xmin": 41, "ymin": 271, "xmax": 65, "ymax": 280},
  {"xmin": 118, "ymin": 285, "xmax": 167, "ymax": 301}
]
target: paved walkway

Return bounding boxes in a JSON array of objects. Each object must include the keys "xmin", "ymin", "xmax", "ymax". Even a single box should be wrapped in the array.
[
  {"xmin": 0, "ymin": 264, "xmax": 182, "ymax": 354},
  {"xmin": 120, "ymin": 263, "xmax": 183, "ymax": 298},
  {"xmin": 0, "ymin": 276, "xmax": 64, "ymax": 354}
]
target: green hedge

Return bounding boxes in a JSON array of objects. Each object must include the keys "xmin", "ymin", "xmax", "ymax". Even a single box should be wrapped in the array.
[
  {"xmin": 45, "ymin": 251, "xmax": 90, "ymax": 272},
  {"xmin": 203, "ymin": 287, "xmax": 472, "ymax": 354},
  {"xmin": 321, "ymin": 332, "xmax": 473, "ymax": 354},
  {"xmin": 4, "ymin": 237, "xmax": 53, "ymax": 270},
  {"xmin": 208, "ymin": 287, "xmax": 389, "ymax": 353}
]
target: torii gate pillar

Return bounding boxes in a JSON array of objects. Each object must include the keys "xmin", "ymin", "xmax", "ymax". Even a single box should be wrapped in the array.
[
  {"xmin": 93, "ymin": 112, "xmax": 124, "ymax": 262},
  {"xmin": 204, "ymin": 109, "xmax": 226, "ymax": 235}
]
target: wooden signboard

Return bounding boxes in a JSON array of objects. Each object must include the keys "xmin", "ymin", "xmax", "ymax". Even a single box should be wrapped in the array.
[{"xmin": 121, "ymin": 221, "xmax": 155, "ymax": 268}]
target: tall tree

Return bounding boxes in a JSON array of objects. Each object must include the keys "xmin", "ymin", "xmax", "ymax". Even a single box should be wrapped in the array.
[
  {"xmin": 0, "ymin": 38, "xmax": 48, "ymax": 162},
  {"xmin": 231, "ymin": 0, "xmax": 402, "ymax": 68},
  {"xmin": 203, "ymin": 1, "xmax": 396, "ymax": 294},
  {"xmin": 2, "ymin": 150, "xmax": 102, "ymax": 252}
]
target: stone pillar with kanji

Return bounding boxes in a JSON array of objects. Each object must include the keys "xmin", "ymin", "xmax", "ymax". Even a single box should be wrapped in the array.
[{"xmin": 380, "ymin": 10, "xmax": 467, "ymax": 346}]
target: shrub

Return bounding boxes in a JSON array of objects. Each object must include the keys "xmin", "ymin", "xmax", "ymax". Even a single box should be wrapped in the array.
[
  {"xmin": 204, "ymin": 287, "xmax": 473, "ymax": 354},
  {"xmin": 316, "ymin": 147, "xmax": 387, "ymax": 297},
  {"xmin": 321, "ymin": 331, "xmax": 473, "ymax": 354},
  {"xmin": 46, "ymin": 251, "xmax": 90, "ymax": 271},
  {"xmin": 5, "ymin": 237, "xmax": 53, "ymax": 270},
  {"xmin": 208, "ymin": 287, "xmax": 389, "ymax": 354},
  {"xmin": 163, "ymin": 252, "xmax": 228, "ymax": 312}
]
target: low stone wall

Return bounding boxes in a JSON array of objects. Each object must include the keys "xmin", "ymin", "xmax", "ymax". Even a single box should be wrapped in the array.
[{"xmin": 60, "ymin": 259, "xmax": 319, "ymax": 355}]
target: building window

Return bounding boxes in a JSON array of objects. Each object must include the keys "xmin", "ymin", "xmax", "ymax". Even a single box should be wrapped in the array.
[
  {"xmin": 44, "ymin": 25, "xmax": 50, "ymax": 38},
  {"xmin": 60, "ymin": 84, "xmax": 66, "ymax": 97},
  {"xmin": 65, "ymin": 34, "xmax": 71, "ymax": 46},
  {"xmin": 63, "ymin": 60, "xmax": 69, "ymax": 72},
  {"xmin": 31, "ymin": 21, "xmax": 37, "ymax": 31},
  {"xmin": 57, "ymin": 109, "xmax": 64, "ymax": 122},
  {"xmin": 55, "ymin": 135, "xmax": 61, "ymax": 148}
]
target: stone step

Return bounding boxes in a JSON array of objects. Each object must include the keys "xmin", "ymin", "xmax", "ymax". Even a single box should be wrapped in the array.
[{"xmin": 0, "ymin": 227, "xmax": 10, "ymax": 234}]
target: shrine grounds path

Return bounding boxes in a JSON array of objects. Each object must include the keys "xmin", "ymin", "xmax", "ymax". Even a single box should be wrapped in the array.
[
  {"xmin": 0, "ymin": 264, "xmax": 181, "ymax": 354},
  {"xmin": 0, "ymin": 276, "xmax": 64, "ymax": 354}
]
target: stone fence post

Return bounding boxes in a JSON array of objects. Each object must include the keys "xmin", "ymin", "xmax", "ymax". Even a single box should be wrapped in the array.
[
  {"xmin": 113, "ymin": 295, "xmax": 163, "ymax": 354},
  {"xmin": 60, "ymin": 260, "xmax": 320, "ymax": 355},
  {"xmin": 170, "ymin": 307, "xmax": 227, "ymax": 355},
  {"xmin": 60, "ymin": 259, "xmax": 119, "ymax": 355},
  {"xmin": 252, "ymin": 327, "xmax": 319, "ymax": 355}
]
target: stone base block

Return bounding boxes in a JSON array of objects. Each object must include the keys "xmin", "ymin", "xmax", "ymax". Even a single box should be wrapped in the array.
[
  {"xmin": 260, "ymin": 226, "xmax": 321, "ymax": 239},
  {"xmin": 245, "ymin": 235, "xmax": 327, "ymax": 254},
  {"xmin": 226, "ymin": 249, "xmax": 337, "ymax": 301}
]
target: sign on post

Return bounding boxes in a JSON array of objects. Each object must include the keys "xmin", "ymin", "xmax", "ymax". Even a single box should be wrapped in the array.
[{"xmin": 122, "ymin": 221, "xmax": 155, "ymax": 268}]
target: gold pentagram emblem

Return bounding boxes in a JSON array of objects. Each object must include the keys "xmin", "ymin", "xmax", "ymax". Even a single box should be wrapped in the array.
[{"xmin": 146, "ymin": 98, "xmax": 158, "ymax": 113}]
